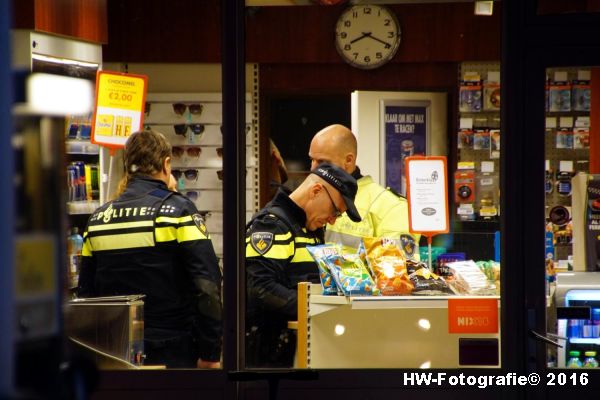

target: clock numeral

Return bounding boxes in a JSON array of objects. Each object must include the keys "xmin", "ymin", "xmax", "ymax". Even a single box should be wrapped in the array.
[
  {"xmin": 363, "ymin": 7, "xmax": 371, "ymax": 14},
  {"xmin": 340, "ymin": 32, "xmax": 347, "ymax": 39},
  {"xmin": 352, "ymin": 11, "xmax": 358, "ymax": 18},
  {"xmin": 387, "ymin": 31, "xmax": 395, "ymax": 38},
  {"xmin": 384, "ymin": 19, "xmax": 390, "ymax": 26},
  {"xmin": 376, "ymin": 52, "xmax": 383, "ymax": 59},
  {"xmin": 344, "ymin": 44, "xmax": 351, "ymax": 51},
  {"xmin": 385, "ymin": 43, "xmax": 391, "ymax": 49},
  {"xmin": 344, "ymin": 20, "xmax": 351, "ymax": 27},
  {"xmin": 364, "ymin": 56, "xmax": 371, "ymax": 63},
  {"xmin": 352, "ymin": 52, "xmax": 359, "ymax": 60}
]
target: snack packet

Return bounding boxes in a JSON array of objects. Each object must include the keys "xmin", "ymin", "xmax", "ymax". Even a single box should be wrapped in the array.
[
  {"xmin": 445, "ymin": 260, "xmax": 495, "ymax": 295},
  {"xmin": 324, "ymin": 253, "xmax": 379, "ymax": 296},
  {"xmin": 362, "ymin": 237, "xmax": 413, "ymax": 295},
  {"xmin": 406, "ymin": 260, "xmax": 454, "ymax": 295},
  {"xmin": 306, "ymin": 244, "xmax": 342, "ymax": 295}
]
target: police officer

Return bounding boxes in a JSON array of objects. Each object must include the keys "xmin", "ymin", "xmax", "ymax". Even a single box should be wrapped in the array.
[
  {"xmin": 309, "ymin": 124, "xmax": 420, "ymax": 258},
  {"xmin": 78, "ymin": 129, "xmax": 222, "ymax": 369},
  {"xmin": 245, "ymin": 162, "xmax": 361, "ymax": 367}
]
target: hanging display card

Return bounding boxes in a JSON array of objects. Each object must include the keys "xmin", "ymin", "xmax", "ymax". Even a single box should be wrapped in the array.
[
  {"xmin": 91, "ymin": 70, "xmax": 148, "ymax": 149},
  {"xmin": 405, "ymin": 156, "xmax": 449, "ymax": 234}
]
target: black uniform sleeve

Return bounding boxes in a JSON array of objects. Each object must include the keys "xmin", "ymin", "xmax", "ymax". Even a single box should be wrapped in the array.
[
  {"xmin": 176, "ymin": 200, "xmax": 223, "ymax": 362},
  {"xmin": 246, "ymin": 215, "xmax": 298, "ymax": 320},
  {"xmin": 77, "ymin": 229, "xmax": 96, "ymax": 297}
]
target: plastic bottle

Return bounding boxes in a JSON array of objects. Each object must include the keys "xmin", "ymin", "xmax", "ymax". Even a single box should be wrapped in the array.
[
  {"xmin": 566, "ymin": 350, "xmax": 583, "ymax": 368},
  {"xmin": 583, "ymin": 351, "xmax": 599, "ymax": 368},
  {"xmin": 67, "ymin": 227, "xmax": 84, "ymax": 288}
]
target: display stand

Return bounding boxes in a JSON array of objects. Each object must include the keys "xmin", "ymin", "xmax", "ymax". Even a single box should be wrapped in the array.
[{"xmin": 295, "ymin": 283, "xmax": 500, "ymax": 369}]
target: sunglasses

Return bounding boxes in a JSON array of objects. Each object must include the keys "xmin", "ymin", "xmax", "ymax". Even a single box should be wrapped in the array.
[
  {"xmin": 172, "ymin": 103, "xmax": 203, "ymax": 116},
  {"xmin": 174, "ymin": 123, "xmax": 205, "ymax": 136},
  {"xmin": 185, "ymin": 190, "xmax": 199, "ymax": 201},
  {"xmin": 172, "ymin": 169, "xmax": 199, "ymax": 181},
  {"xmin": 172, "ymin": 146, "xmax": 202, "ymax": 158}
]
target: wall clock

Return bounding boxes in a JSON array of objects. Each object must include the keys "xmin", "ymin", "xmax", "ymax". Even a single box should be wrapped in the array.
[{"xmin": 335, "ymin": 4, "xmax": 401, "ymax": 69}]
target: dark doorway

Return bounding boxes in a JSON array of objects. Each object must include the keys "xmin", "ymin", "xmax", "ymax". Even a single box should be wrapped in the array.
[{"xmin": 269, "ymin": 95, "xmax": 351, "ymax": 174}]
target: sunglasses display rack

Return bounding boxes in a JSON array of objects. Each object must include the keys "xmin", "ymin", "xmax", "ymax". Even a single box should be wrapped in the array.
[{"xmin": 144, "ymin": 92, "xmax": 259, "ymax": 259}]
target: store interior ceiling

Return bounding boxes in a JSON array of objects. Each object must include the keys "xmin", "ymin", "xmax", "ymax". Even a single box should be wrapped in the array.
[{"xmin": 246, "ymin": 0, "xmax": 485, "ymax": 6}]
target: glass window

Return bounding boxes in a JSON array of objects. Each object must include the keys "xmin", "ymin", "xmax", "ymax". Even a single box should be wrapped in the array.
[{"xmin": 545, "ymin": 66, "xmax": 600, "ymax": 369}]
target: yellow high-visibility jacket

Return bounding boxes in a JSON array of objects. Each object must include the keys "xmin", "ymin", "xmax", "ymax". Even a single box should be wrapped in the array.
[{"xmin": 325, "ymin": 175, "xmax": 420, "ymax": 259}]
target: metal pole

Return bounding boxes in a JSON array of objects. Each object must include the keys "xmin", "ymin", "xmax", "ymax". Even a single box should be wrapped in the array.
[{"xmin": 221, "ymin": 0, "xmax": 245, "ymax": 396}]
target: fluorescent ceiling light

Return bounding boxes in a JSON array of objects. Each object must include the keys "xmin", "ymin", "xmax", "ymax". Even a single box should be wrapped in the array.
[{"xmin": 27, "ymin": 73, "xmax": 94, "ymax": 116}]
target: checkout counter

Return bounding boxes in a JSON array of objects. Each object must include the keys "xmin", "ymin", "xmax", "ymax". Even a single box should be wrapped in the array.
[{"xmin": 295, "ymin": 283, "xmax": 501, "ymax": 369}]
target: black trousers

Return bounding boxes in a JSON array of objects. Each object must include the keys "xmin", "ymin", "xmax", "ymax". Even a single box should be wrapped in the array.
[{"xmin": 144, "ymin": 328, "xmax": 198, "ymax": 368}]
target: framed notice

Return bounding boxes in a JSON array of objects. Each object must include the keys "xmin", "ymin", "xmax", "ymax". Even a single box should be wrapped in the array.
[
  {"xmin": 405, "ymin": 156, "xmax": 449, "ymax": 235},
  {"xmin": 380, "ymin": 100, "xmax": 430, "ymax": 196},
  {"xmin": 91, "ymin": 71, "xmax": 148, "ymax": 149}
]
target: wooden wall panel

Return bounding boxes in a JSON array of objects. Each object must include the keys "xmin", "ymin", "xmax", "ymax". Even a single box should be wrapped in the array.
[
  {"xmin": 104, "ymin": 0, "xmax": 222, "ymax": 63},
  {"xmin": 34, "ymin": 0, "xmax": 108, "ymax": 43},
  {"xmin": 258, "ymin": 62, "xmax": 459, "ymax": 93},
  {"xmin": 12, "ymin": 0, "xmax": 108, "ymax": 43},
  {"xmin": 103, "ymin": 1, "xmax": 500, "ymax": 64}
]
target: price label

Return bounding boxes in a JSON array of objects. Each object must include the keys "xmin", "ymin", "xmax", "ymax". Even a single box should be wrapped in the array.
[{"xmin": 91, "ymin": 71, "xmax": 148, "ymax": 149}]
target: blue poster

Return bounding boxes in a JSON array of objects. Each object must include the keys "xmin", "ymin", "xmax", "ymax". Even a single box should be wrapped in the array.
[{"xmin": 384, "ymin": 104, "xmax": 428, "ymax": 196}]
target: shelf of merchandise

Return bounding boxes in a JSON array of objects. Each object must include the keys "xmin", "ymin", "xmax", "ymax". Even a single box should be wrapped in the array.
[
  {"xmin": 144, "ymin": 90, "xmax": 260, "ymax": 259},
  {"xmin": 65, "ymin": 139, "xmax": 99, "ymax": 155}
]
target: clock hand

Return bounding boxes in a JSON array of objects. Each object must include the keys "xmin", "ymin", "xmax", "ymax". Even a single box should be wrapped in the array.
[
  {"xmin": 365, "ymin": 34, "xmax": 393, "ymax": 48},
  {"xmin": 349, "ymin": 33, "xmax": 369, "ymax": 44}
]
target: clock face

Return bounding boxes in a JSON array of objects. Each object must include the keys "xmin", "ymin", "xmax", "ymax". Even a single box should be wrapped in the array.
[{"xmin": 335, "ymin": 5, "xmax": 401, "ymax": 69}]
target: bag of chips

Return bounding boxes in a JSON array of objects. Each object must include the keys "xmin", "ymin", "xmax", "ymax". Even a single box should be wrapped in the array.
[
  {"xmin": 324, "ymin": 253, "xmax": 379, "ymax": 296},
  {"xmin": 406, "ymin": 260, "xmax": 454, "ymax": 295},
  {"xmin": 306, "ymin": 244, "xmax": 342, "ymax": 295},
  {"xmin": 361, "ymin": 237, "xmax": 413, "ymax": 295}
]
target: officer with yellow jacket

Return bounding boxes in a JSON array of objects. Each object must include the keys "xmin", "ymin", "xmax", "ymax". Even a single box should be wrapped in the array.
[
  {"xmin": 245, "ymin": 162, "xmax": 361, "ymax": 367},
  {"xmin": 78, "ymin": 130, "xmax": 222, "ymax": 369},
  {"xmin": 309, "ymin": 124, "xmax": 420, "ymax": 258}
]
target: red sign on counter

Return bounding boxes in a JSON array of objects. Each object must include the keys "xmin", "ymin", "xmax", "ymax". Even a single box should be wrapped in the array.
[{"xmin": 448, "ymin": 298, "xmax": 499, "ymax": 334}]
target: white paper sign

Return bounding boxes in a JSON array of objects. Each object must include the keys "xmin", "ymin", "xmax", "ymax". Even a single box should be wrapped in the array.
[{"xmin": 406, "ymin": 156, "xmax": 449, "ymax": 234}]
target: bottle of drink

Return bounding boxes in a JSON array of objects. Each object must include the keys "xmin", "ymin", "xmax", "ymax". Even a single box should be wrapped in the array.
[
  {"xmin": 583, "ymin": 351, "xmax": 599, "ymax": 368},
  {"xmin": 566, "ymin": 350, "xmax": 583, "ymax": 368},
  {"xmin": 67, "ymin": 227, "xmax": 84, "ymax": 288}
]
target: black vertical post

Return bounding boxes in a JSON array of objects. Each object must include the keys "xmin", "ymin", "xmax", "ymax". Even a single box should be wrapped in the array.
[
  {"xmin": 221, "ymin": 0, "xmax": 245, "ymax": 395},
  {"xmin": 500, "ymin": 0, "xmax": 528, "ymax": 381},
  {"xmin": 0, "ymin": 0, "xmax": 15, "ymax": 396}
]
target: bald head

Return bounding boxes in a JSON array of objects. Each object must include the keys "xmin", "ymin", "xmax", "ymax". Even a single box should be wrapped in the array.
[{"xmin": 309, "ymin": 124, "xmax": 357, "ymax": 174}]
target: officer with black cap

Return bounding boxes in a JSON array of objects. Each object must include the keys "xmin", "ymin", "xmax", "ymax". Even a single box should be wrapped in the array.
[{"xmin": 245, "ymin": 162, "xmax": 360, "ymax": 367}]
